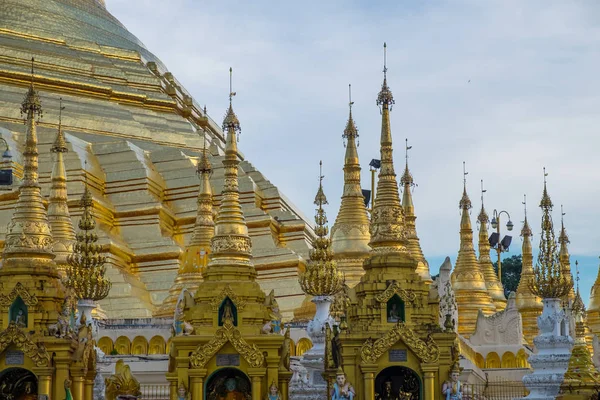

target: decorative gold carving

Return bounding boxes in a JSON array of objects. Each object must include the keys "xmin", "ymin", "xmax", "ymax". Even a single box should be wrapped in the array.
[
  {"xmin": 375, "ymin": 281, "xmax": 417, "ymax": 305},
  {"xmin": 210, "ymin": 285, "xmax": 247, "ymax": 311},
  {"xmin": 65, "ymin": 184, "xmax": 111, "ymax": 301},
  {"xmin": 211, "ymin": 235, "xmax": 252, "ymax": 254},
  {"xmin": 105, "ymin": 360, "xmax": 142, "ymax": 400},
  {"xmin": 0, "ymin": 282, "xmax": 39, "ymax": 307},
  {"xmin": 189, "ymin": 319, "xmax": 264, "ymax": 368},
  {"xmin": 359, "ymin": 322, "xmax": 439, "ymax": 364},
  {"xmin": 0, "ymin": 322, "xmax": 50, "ymax": 366},
  {"xmin": 299, "ymin": 163, "xmax": 344, "ymax": 297}
]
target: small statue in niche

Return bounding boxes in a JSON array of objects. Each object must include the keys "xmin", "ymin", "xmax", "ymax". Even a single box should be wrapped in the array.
[
  {"xmin": 331, "ymin": 367, "xmax": 355, "ymax": 400},
  {"xmin": 177, "ymin": 381, "xmax": 190, "ymax": 400},
  {"xmin": 14, "ymin": 308, "xmax": 26, "ymax": 327},
  {"xmin": 376, "ymin": 380, "xmax": 396, "ymax": 400},
  {"xmin": 441, "ymin": 363, "xmax": 462, "ymax": 400},
  {"xmin": 264, "ymin": 381, "xmax": 282, "ymax": 400},
  {"xmin": 265, "ymin": 290, "xmax": 282, "ymax": 333}
]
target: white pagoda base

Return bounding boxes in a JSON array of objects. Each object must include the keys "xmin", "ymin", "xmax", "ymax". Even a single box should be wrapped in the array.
[{"xmin": 521, "ymin": 298, "xmax": 573, "ymax": 400}]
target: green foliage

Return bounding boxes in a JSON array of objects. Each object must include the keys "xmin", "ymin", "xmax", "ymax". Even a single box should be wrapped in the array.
[
  {"xmin": 493, "ymin": 255, "xmax": 523, "ymax": 297},
  {"xmin": 110, "ymin": 348, "xmax": 119, "ymax": 355}
]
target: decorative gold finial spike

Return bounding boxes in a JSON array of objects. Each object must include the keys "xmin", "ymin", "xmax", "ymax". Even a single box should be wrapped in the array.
[
  {"xmin": 369, "ymin": 44, "xmax": 406, "ymax": 251},
  {"xmin": 222, "ymin": 67, "xmax": 240, "ymax": 134},
  {"xmin": 48, "ymin": 99, "xmax": 76, "ymax": 270},
  {"xmin": 459, "ymin": 162, "xmax": 472, "ymax": 210},
  {"xmin": 331, "ymin": 86, "xmax": 370, "ymax": 286},
  {"xmin": 521, "ymin": 194, "xmax": 532, "ymax": 237},
  {"xmin": 400, "ymin": 139, "xmax": 413, "ymax": 186},
  {"xmin": 3, "ymin": 59, "xmax": 55, "ymax": 268},
  {"xmin": 343, "ymin": 84, "xmax": 358, "ymax": 140},
  {"xmin": 477, "ymin": 179, "xmax": 488, "ymax": 224},
  {"xmin": 399, "ymin": 139, "xmax": 430, "ymax": 282},
  {"xmin": 299, "ymin": 161, "xmax": 343, "ymax": 297},
  {"xmin": 476, "ymin": 179, "xmax": 506, "ymax": 310},
  {"xmin": 529, "ymin": 171, "xmax": 571, "ymax": 299},
  {"xmin": 203, "ymin": 69, "xmax": 254, "ymax": 278},
  {"xmin": 65, "ymin": 175, "xmax": 111, "ymax": 301},
  {"xmin": 376, "ymin": 43, "xmax": 394, "ymax": 109}
]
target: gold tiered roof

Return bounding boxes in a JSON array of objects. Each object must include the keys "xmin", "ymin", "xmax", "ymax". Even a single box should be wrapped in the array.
[
  {"xmin": 65, "ymin": 182, "xmax": 111, "ymax": 301},
  {"xmin": 529, "ymin": 171, "xmax": 571, "ymax": 299},
  {"xmin": 451, "ymin": 165, "xmax": 495, "ymax": 337},
  {"xmin": 369, "ymin": 43, "xmax": 407, "ymax": 253},
  {"xmin": 331, "ymin": 85, "xmax": 370, "ymax": 287},
  {"xmin": 558, "ymin": 206, "xmax": 576, "ymax": 302},
  {"xmin": 299, "ymin": 162, "xmax": 344, "ymax": 297},
  {"xmin": 400, "ymin": 140, "xmax": 431, "ymax": 283},
  {"xmin": 515, "ymin": 195, "xmax": 542, "ymax": 345},
  {"xmin": 476, "ymin": 181, "xmax": 506, "ymax": 310},
  {"xmin": 155, "ymin": 139, "xmax": 214, "ymax": 317},
  {"xmin": 48, "ymin": 99, "xmax": 76, "ymax": 271}
]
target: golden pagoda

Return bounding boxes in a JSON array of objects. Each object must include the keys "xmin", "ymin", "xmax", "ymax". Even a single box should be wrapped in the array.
[
  {"xmin": 560, "ymin": 281, "xmax": 600, "ymax": 399},
  {"xmin": 400, "ymin": 139, "xmax": 432, "ymax": 284},
  {"xmin": 515, "ymin": 195, "xmax": 542, "ymax": 345},
  {"xmin": 450, "ymin": 165, "xmax": 495, "ymax": 337},
  {"xmin": 167, "ymin": 72, "xmax": 290, "ymax": 400},
  {"xmin": 331, "ymin": 86, "xmax": 370, "ymax": 287},
  {"xmin": 155, "ymin": 138, "xmax": 214, "ymax": 318},
  {"xmin": 326, "ymin": 44, "xmax": 456, "ymax": 400},
  {"xmin": 476, "ymin": 181, "xmax": 506, "ymax": 310},
  {"xmin": 0, "ymin": 0, "xmax": 313, "ymax": 320},
  {"xmin": 587, "ymin": 258, "xmax": 600, "ymax": 337},
  {"xmin": 48, "ymin": 99, "xmax": 76, "ymax": 272},
  {"xmin": 0, "ymin": 65, "xmax": 96, "ymax": 400},
  {"xmin": 558, "ymin": 206, "xmax": 576, "ymax": 303}
]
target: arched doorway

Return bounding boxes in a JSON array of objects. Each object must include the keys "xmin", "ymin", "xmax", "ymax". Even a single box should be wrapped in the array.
[
  {"xmin": 375, "ymin": 366, "xmax": 421, "ymax": 400},
  {"xmin": 0, "ymin": 368, "xmax": 38, "ymax": 400},
  {"xmin": 205, "ymin": 368, "xmax": 251, "ymax": 400}
]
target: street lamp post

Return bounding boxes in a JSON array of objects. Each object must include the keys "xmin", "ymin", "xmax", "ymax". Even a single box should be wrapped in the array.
[
  {"xmin": 369, "ymin": 159, "xmax": 381, "ymax": 212},
  {"xmin": 490, "ymin": 209, "xmax": 514, "ymax": 284}
]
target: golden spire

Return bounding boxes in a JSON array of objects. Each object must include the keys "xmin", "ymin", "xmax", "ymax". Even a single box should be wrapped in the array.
[
  {"xmin": 529, "ymin": 169, "xmax": 571, "ymax": 299},
  {"xmin": 331, "ymin": 84, "xmax": 370, "ymax": 286},
  {"xmin": 48, "ymin": 98, "xmax": 76, "ymax": 271},
  {"xmin": 299, "ymin": 161, "xmax": 344, "ymax": 297},
  {"xmin": 369, "ymin": 43, "xmax": 407, "ymax": 252},
  {"xmin": 2, "ymin": 57, "xmax": 56, "ymax": 270},
  {"xmin": 155, "ymin": 135, "xmax": 214, "ymax": 317},
  {"xmin": 515, "ymin": 194, "xmax": 542, "ymax": 344},
  {"xmin": 400, "ymin": 139, "xmax": 431, "ymax": 283},
  {"xmin": 563, "ymin": 261, "xmax": 600, "ymax": 388},
  {"xmin": 558, "ymin": 205, "xmax": 575, "ymax": 301},
  {"xmin": 65, "ymin": 175, "xmax": 111, "ymax": 301},
  {"xmin": 477, "ymin": 180, "xmax": 506, "ymax": 310},
  {"xmin": 203, "ymin": 67, "xmax": 255, "ymax": 280},
  {"xmin": 451, "ymin": 163, "xmax": 495, "ymax": 337}
]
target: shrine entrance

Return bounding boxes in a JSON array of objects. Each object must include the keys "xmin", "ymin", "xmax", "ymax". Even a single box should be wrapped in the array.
[
  {"xmin": 205, "ymin": 368, "xmax": 251, "ymax": 400},
  {"xmin": 375, "ymin": 366, "xmax": 421, "ymax": 400},
  {"xmin": 0, "ymin": 367, "xmax": 38, "ymax": 400}
]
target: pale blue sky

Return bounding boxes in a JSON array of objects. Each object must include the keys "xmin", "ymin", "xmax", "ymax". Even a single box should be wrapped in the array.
[{"xmin": 107, "ymin": 0, "xmax": 600, "ymax": 302}]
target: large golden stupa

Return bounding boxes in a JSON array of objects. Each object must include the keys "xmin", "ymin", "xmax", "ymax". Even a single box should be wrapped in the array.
[{"xmin": 0, "ymin": 0, "xmax": 313, "ymax": 319}]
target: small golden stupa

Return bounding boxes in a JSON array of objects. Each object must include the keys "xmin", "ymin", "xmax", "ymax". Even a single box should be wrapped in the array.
[{"xmin": 167, "ymin": 70, "xmax": 290, "ymax": 400}]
